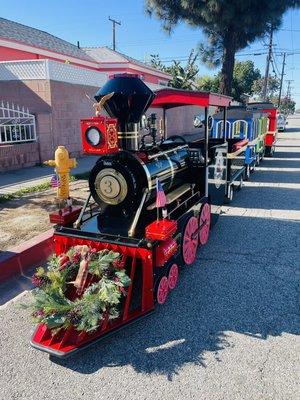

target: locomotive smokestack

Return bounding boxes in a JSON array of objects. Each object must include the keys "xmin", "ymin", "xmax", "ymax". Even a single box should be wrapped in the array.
[{"xmin": 94, "ymin": 73, "xmax": 155, "ymax": 150}]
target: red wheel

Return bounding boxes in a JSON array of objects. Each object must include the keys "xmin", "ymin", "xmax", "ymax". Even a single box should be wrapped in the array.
[
  {"xmin": 199, "ymin": 203, "xmax": 211, "ymax": 245},
  {"xmin": 168, "ymin": 263, "xmax": 179, "ymax": 290},
  {"xmin": 182, "ymin": 216, "xmax": 198, "ymax": 266},
  {"xmin": 156, "ymin": 276, "xmax": 169, "ymax": 305}
]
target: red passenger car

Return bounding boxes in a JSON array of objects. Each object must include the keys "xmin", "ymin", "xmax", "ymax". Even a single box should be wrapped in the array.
[{"xmin": 247, "ymin": 102, "xmax": 278, "ymax": 156}]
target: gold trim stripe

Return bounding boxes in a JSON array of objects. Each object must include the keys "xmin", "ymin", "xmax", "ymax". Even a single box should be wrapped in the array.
[{"xmin": 227, "ymin": 144, "xmax": 248, "ymax": 159}]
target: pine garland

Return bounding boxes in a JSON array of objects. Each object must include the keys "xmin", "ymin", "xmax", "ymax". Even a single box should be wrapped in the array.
[{"xmin": 28, "ymin": 245, "xmax": 131, "ymax": 333}]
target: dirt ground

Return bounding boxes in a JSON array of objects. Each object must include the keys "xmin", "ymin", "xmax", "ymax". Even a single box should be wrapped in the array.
[{"xmin": 0, "ymin": 180, "xmax": 89, "ymax": 252}]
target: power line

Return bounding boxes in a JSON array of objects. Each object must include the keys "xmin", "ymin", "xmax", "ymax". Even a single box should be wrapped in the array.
[
  {"xmin": 279, "ymin": 28, "xmax": 300, "ymax": 32},
  {"xmin": 236, "ymin": 52, "xmax": 267, "ymax": 56}
]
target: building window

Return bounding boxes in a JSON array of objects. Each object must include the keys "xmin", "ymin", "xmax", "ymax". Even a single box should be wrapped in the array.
[{"xmin": 0, "ymin": 102, "xmax": 37, "ymax": 144}]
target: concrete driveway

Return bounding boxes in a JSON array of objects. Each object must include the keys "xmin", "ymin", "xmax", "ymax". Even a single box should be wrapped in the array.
[{"xmin": 0, "ymin": 117, "xmax": 299, "ymax": 400}]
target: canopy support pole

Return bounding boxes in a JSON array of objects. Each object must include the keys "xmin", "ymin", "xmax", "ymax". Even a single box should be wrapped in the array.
[
  {"xmin": 204, "ymin": 106, "xmax": 209, "ymax": 197},
  {"xmin": 223, "ymin": 106, "xmax": 227, "ymax": 142}
]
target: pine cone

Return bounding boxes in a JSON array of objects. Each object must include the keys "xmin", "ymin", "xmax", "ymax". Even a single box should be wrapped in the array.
[
  {"xmin": 105, "ymin": 267, "xmax": 115, "ymax": 279},
  {"xmin": 66, "ymin": 309, "xmax": 81, "ymax": 326}
]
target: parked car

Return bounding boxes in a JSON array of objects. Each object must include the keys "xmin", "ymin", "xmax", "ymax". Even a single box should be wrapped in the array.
[{"xmin": 277, "ymin": 114, "xmax": 287, "ymax": 132}]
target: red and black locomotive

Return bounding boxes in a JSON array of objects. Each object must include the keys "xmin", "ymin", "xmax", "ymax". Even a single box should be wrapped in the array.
[{"xmin": 31, "ymin": 74, "xmax": 232, "ymax": 357}]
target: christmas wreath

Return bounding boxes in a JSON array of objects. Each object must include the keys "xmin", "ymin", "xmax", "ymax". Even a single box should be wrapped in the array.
[{"xmin": 28, "ymin": 245, "xmax": 131, "ymax": 333}]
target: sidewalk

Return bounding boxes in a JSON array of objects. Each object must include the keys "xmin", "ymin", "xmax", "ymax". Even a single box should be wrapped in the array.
[{"xmin": 0, "ymin": 155, "xmax": 98, "ymax": 195}]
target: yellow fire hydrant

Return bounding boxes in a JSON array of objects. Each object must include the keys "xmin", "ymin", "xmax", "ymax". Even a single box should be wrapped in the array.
[{"xmin": 44, "ymin": 146, "xmax": 77, "ymax": 200}]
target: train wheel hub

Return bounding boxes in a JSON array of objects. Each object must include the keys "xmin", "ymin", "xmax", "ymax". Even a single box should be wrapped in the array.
[
  {"xmin": 182, "ymin": 216, "xmax": 198, "ymax": 265},
  {"xmin": 199, "ymin": 203, "xmax": 211, "ymax": 245},
  {"xmin": 168, "ymin": 264, "xmax": 179, "ymax": 290},
  {"xmin": 157, "ymin": 276, "xmax": 169, "ymax": 305}
]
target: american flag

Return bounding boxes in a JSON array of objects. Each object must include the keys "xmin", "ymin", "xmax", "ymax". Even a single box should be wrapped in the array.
[
  {"xmin": 156, "ymin": 179, "xmax": 166, "ymax": 208},
  {"xmin": 50, "ymin": 174, "xmax": 60, "ymax": 188}
]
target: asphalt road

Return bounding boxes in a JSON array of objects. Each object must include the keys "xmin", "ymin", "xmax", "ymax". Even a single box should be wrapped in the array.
[{"xmin": 0, "ymin": 117, "xmax": 299, "ymax": 400}]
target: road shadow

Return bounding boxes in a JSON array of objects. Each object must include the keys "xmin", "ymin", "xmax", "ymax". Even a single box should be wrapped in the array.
[
  {"xmin": 231, "ymin": 185, "xmax": 300, "ymax": 211},
  {"xmin": 251, "ymin": 170, "xmax": 300, "ymax": 184},
  {"xmin": 0, "ymin": 273, "xmax": 33, "ymax": 305},
  {"xmin": 285, "ymin": 127, "xmax": 300, "ymax": 133},
  {"xmin": 52, "ymin": 212, "xmax": 299, "ymax": 379},
  {"xmin": 261, "ymin": 159, "xmax": 300, "ymax": 168},
  {"xmin": 274, "ymin": 151, "xmax": 300, "ymax": 158},
  {"xmin": 275, "ymin": 145, "xmax": 300, "ymax": 148}
]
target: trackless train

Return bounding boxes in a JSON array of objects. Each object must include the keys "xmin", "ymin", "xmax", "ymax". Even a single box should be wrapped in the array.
[{"xmin": 31, "ymin": 74, "xmax": 278, "ymax": 357}]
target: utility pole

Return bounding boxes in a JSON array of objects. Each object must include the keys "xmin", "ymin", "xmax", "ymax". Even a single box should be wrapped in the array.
[
  {"xmin": 286, "ymin": 79, "xmax": 293, "ymax": 99},
  {"xmin": 262, "ymin": 27, "xmax": 273, "ymax": 100},
  {"xmin": 108, "ymin": 17, "xmax": 121, "ymax": 51},
  {"xmin": 278, "ymin": 53, "xmax": 286, "ymax": 108}
]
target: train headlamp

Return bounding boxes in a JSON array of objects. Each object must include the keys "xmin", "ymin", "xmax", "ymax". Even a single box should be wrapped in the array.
[{"xmin": 86, "ymin": 127, "xmax": 102, "ymax": 146}]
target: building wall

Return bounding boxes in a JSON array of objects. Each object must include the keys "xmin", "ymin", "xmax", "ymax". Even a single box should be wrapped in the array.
[
  {"xmin": 147, "ymin": 105, "xmax": 204, "ymax": 140},
  {"xmin": 0, "ymin": 142, "xmax": 40, "ymax": 170},
  {"xmin": 167, "ymin": 106, "xmax": 202, "ymax": 137},
  {"xmin": 0, "ymin": 45, "xmax": 170, "ymax": 84},
  {"xmin": 0, "ymin": 79, "xmax": 51, "ymax": 110},
  {"xmin": 0, "ymin": 46, "xmax": 39, "ymax": 61},
  {"xmin": 0, "ymin": 44, "xmax": 99, "ymax": 71},
  {"xmin": 0, "ymin": 79, "xmax": 52, "ymax": 171},
  {"xmin": 49, "ymin": 80, "xmax": 98, "ymax": 159},
  {"xmin": 0, "ymin": 78, "xmax": 100, "ymax": 171}
]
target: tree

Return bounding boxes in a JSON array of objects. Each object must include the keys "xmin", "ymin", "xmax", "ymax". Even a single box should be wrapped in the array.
[
  {"xmin": 150, "ymin": 49, "xmax": 199, "ymax": 89},
  {"xmin": 197, "ymin": 60, "xmax": 261, "ymax": 102},
  {"xmin": 149, "ymin": 54, "xmax": 168, "ymax": 72},
  {"xmin": 196, "ymin": 75, "xmax": 220, "ymax": 93},
  {"xmin": 145, "ymin": 0, "xmax": 299, "ymax": 96},
  {"xmin": 279, "ymin": 97, "xmax": 296, "ymax": 115},
  {"xmin": 252, "ymin": 76, "xmax": 281, "ymax": 98},
  {"xmin": 231, "ymin": 61, "xmax": 261, "ymax": 101},
  {"xmin": 267, "ymin": 95, "xmax": 295, "ymax": 114}
]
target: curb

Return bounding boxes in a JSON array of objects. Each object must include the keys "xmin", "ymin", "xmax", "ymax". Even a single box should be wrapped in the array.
[{"xmin": 0, "ymin": 229, "xmax": 54, "ymax": 283}]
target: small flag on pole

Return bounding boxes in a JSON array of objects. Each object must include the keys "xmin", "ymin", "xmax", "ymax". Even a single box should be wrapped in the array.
[
  {"xmin": 156, "ymin": 179, "xmax": 166, "ymax": 208},
  {"xmin": 50, "ymin": 174, "xmax": 60, "ymax": 188}
]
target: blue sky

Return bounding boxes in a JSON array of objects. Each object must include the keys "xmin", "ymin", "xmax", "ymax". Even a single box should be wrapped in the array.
[{"xmin": 1, "ymin": 0, "xmax": 299, "ymax": 107}]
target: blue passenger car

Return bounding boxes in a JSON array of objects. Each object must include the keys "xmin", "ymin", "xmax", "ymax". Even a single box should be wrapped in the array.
[{"xmin": 211, "ymin": 107, "xmax": 266, "ymax": 180}]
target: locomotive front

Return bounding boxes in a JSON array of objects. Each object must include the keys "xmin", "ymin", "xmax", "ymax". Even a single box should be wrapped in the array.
[{"xmin": 80, "ymin": 74, "xmax": 191, "ymax": 237}]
